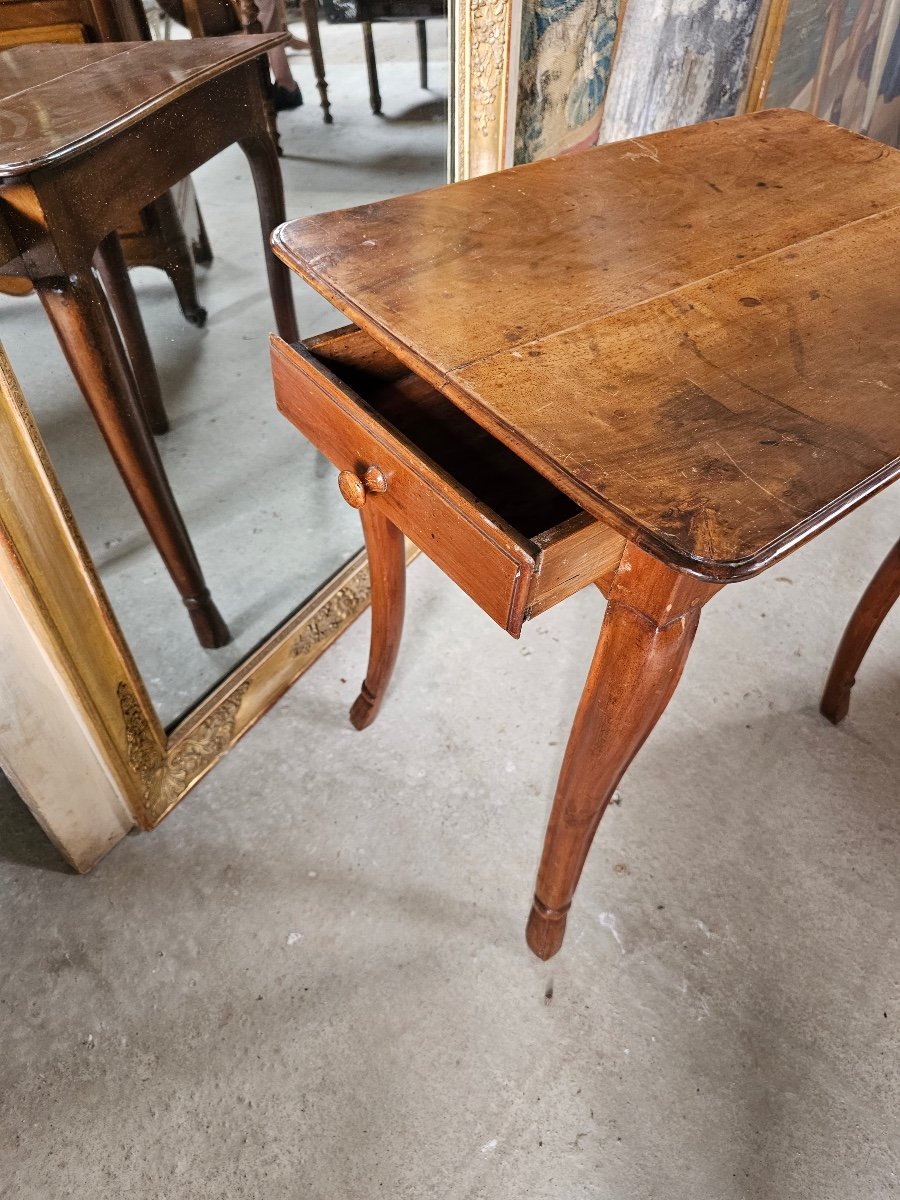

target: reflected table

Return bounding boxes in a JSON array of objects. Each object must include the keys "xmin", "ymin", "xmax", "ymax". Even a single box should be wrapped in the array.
[
  {"xmin": 0, "ymin": 36, "xmax": 298, "ymax": 647},
  {"xmin": 272, "ymin": 108, "xmax": 900, "ymax": 958}
]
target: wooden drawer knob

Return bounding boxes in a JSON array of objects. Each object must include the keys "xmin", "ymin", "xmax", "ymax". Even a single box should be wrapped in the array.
[
  {"xmin": 338, "ymin": 465, "xmax": 388, "ymax": 508},
  {"xmin": 338, "ymin": 471, "xmax": 366, "ymax": 508},
  {"xmin": 362, "ymin": 465, "xmax": 387, "ymax": 494}
]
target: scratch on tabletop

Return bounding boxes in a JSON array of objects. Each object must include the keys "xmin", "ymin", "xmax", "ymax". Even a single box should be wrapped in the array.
[
  {"xmin": 624, "ymin": 139, "xmax": 661, "ymax": 165},
  {"xmin": 715, "ymin": 442, "xmax": 805, "ymax": 514}
]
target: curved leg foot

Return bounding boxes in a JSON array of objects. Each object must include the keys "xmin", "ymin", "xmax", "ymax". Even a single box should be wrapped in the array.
[
  {"xmin": 349, "ymin": 504, "xmax": 405, "ymax": 730},
  {"xmin": 526, "ymin": 897, "xmax": 569, "ymax": 961},
  {"xmin": 180, "ymin": 302, "xmax": 208, "ymax": 327},
  {"xmin": 37, "ymin": 268, "xmax": 231, "ymax": 649},
  {"xmin": 821, "ymin": 537, "xmax": 900, "ymax": 724},
  {"xmin": 526, "ymin": 544, "xmax": 717, "ymax": 960},
  {"xmin": 238, "ymin": 130, "xmax": 299, "ymax": 342},
  {"xmin": 185, "ymin": 588, "xmax": 231, "ymax": 649},
  {"xmin": 94, "ymin": 232, "xmax": 169, "ymax": 436}
]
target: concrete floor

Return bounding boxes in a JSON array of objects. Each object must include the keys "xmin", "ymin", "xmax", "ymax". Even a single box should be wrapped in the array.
[
  {"xmin": 2, "ymin": 22, "xmax": 900, "ymax": 1200},
  {"xmin": 2, "ymin": 484, "xmax": 899, "ymax": 1197}
]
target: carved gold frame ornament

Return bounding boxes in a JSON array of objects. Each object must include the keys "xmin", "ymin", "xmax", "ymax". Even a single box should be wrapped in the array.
[
  {"xmin": 0, "ymin": 4, "xmax": 521, "ymax": 870},
  {"xmin": 453, "ymin": 0, "xmax": 522, "ymax": 179}
]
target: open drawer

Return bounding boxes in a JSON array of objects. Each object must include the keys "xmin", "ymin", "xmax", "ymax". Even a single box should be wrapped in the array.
[{"xmin": 272, "ymin": 326, "xmax": 624, "ymax": 636}]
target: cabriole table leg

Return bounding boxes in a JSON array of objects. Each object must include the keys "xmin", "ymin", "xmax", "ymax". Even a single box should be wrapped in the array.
[
  {"xmin": 350, "ymin": 501, "xmax": 406, "ymax": 731},
  {"xmin": 93, "ymin": 231, "xmax": 170, "ymax": 437},
  {"xmin": 36, "ymin": 268, "xmax": 230, "ymax": 650},
  {"xmin": 526, "ymin": 543, "xmax": 718, "ymax": 960},
  {"xmin": 821, "ymin": 536, "xmax": 900, "ymax": 724},
  {"xmin": 143, "ymin": 191, "xmax": 208, "ymax": 327},
  {"xmin": 239, "ymin": 130, "xmax": 298, "ymax": 343}
]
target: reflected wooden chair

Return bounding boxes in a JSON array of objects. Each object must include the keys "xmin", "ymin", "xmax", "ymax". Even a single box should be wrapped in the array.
[
  {"xmin": 304, "ymin": 0, "xmax": 444, "ymax": 121},
  {"xmin": 821, "ymin": 537, "xmax": 900, "ymax": 723},
  {"xmin": 0, "ymin": 0, "xmax": 213, "ymax": 338}
]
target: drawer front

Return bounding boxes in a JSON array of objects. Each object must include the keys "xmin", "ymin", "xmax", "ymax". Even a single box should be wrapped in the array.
[{"xmin": 272, "ymin": 336, "xmax": 536, "ymax": 632}]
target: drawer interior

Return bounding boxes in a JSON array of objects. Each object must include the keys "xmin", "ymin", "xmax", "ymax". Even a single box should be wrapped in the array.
[{"xmin": 307, "ymin": 329, "xmax": 582, "ymax": 540}]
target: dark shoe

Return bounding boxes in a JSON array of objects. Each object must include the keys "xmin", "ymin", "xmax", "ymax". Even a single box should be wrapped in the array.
[{"xmin": 274, "ymin": 83, "xmax": 303, "ymax": 111}]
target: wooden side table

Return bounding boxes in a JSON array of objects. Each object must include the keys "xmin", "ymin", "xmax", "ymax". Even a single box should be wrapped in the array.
[
  {"xmin": 0, "ymin": 37, "xmax": 298, "ymax": 647},
  {"xmin": 0, "ymin": 0, "xmax": 212, "ymax": 329},
  {"xmin": 271, "ymin": 108, "xmax": 900, "ymax": 959}
]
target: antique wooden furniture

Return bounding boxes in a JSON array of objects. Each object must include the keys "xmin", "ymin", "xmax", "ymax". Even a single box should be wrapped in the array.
[
  {"xmin": 0, "ymin": 36, "xmax": 298, "ymax": 646},
  {"xmin": 821, "ymin": 537, "xmax": 900, "ymax": 722},
  {"xmin": 303, "ymin": 0, "xmax": 444, "ymax": 120},
  {"xmin": 271, "ymin": 108, "xmax": 900, "ymax": 959},
  {"xmin": 153, "ymin": 0, "xmax": 299, "ymax": 137},
  {"xmin": 0, "ymin": 0, "xmax": 211, "ymax": 325}
]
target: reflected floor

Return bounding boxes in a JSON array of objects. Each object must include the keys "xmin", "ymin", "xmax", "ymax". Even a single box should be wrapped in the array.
[{"xmin": 0, "ymin": 26, "xmax": 447, "ymax": 726}]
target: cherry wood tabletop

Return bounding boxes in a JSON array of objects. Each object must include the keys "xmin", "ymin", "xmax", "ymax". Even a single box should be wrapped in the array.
[
  {"xmin": 273, "ymin": 108, "xmax": 900, "ymax": 581},
  {"xmin": 0, "ymin": 35, "xmax": 286, "ymax": 176}
]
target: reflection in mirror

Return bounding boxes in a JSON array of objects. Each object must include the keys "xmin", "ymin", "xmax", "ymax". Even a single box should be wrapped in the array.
[{"xmin": 0, "ymin": 13, "xmax": 448, "ymax": 727}]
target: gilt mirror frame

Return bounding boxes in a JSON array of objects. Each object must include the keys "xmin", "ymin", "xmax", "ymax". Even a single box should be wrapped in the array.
[{"xmin": 0, "ymin": 0, "xmax": 523, "ymax": 871}]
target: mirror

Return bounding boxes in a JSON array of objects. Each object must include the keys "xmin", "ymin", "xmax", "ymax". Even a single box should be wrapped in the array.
[
  {"xmin": 1, "ymin": 5, "xmax": 450, "ymax": 728},
  {"xmin": 0, "ymin": 0, "xmax": 518, "ymax": 862}
]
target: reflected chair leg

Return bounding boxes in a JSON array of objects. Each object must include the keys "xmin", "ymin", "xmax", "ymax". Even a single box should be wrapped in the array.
[
  {"xmin": 238, "ymin": 0, "xmax": 283, "ymax": 153},
  {"xmin": 416, "ymin": 19, "xmax": 427, "ymax": 89},
  {"xmin": 93, "ymin": 232, "xmax": 170, "ymax": 437},
  {"xmin": 526, "ymin": 544, "xmax": 717, "ymax": 960},
  {"xmin": 350, "ymin": 504, "xmax": 406, "ymax": 730},
  {"xmin": 36, "ymin": 269, "xmax": 230, "ymax": 649},
  {"xmin": 302, "ymin": 0, "xmax": 333, "ymax": 124},
  {"xmin": 238, "ymin": 130, "xmax": 299, "ymax": 343},
  {"xmin": 362, "ymin": 22, "xmax": 381, "ymax": 114},
  {"xmin": 821, "ymin": 537, "xmax": 900, "ymax": 724},
  {"xmin": 146, "ymin": 192, "xmax": 208, "ymax": 327},
  {"xmin": 192, "ymin": 199, "xmax": 214, "ymax": 266}
]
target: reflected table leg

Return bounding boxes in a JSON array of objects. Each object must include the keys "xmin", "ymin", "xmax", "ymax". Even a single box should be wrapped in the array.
[
  {"xmin": 36, "ymin": 266, "xmax": 231, "ymax": 650},
  {"xmin": 93, "ymin": 231, "xmax": 170, "ymax": 437},
  {"xmin": 240, "ymin": 129, "xmax": 298, "ymax": 342}
]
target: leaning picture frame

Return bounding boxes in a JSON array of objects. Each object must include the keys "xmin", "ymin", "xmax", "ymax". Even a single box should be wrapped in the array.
[{"xmin": 0, "ymin": 0, "xmax": 523, "ymax": 870}]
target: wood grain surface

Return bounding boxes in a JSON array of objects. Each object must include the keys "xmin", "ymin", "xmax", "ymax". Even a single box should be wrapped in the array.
[
  {"xmin": 273, "ymin": 108, "xmax": 900, "ymax": 580},
  {"xmin": 451, "ymin": 206, "xmax": 900, "ymax": 577},
  {"xmin": 0, "ymin": 35, "xmax": 285, "ymax": 175}
]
